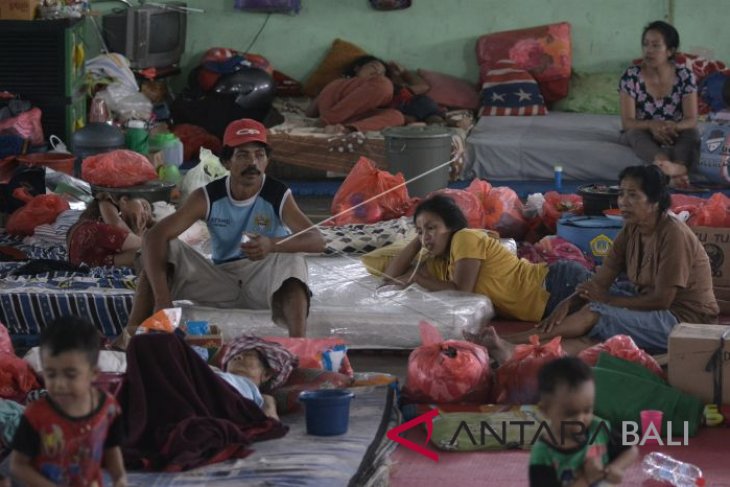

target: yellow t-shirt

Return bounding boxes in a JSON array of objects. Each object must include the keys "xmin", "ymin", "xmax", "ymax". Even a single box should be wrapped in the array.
[{"xmin": 433, "ymin": 229, "xmax": 550, "ymax": 321}]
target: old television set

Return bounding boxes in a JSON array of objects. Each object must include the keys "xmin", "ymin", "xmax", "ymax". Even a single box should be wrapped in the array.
[{"xmin": 102, "ymin": 2, "xmax": 187, "ymax": 69}]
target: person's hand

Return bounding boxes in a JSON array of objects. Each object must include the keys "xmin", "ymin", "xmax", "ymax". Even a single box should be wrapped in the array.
[
  {"xmin": 576, "ymin": 280, "xmax": 610, "ymax": 303},
  {"xmin": 242, "ymin": 234, "xmax": 274, "ymax": 261},
  {"xmin": 113, "ymin": 477, "xmax": 128, "ymax": 487},
  {"xmin": 604, "ymin": 464, "xmax": 625, "ymax": 484},
  {"xmin": 387, "ymin": 61, "xmax": 405, "ymax": 76},
  {"xmin": 649, "ymin": 120, "xmax": 675, "ymax": 146},
  {"xmin": 582, "ymin": 456, "xmax": 606, "ymax": 485},
  {"xmin": 537, "ymin": 299, "xmax": 570, "ymax": 334}
]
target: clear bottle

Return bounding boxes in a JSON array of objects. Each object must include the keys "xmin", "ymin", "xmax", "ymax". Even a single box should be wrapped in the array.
[{"xmin": 642, "ymin": 452, "xmax": 705, "ymax": 487}]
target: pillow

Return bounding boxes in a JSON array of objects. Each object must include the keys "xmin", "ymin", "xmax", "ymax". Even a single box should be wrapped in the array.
[
  {"xmin": 479, "ymin": 60, "xmax": 547, "ymax": 116},
  {"xmin": 476, "ymin": 22, "xmax": 572, "ymax": 103},
  {"xmin": 552, "ymin": 71, "xmax": 622, "ymax": 115},
  {"xmin": 417, "ymin": 69, "xmax": 480, "ymax": 110},
  {"xmin": 320, "ymin": 216, "xmax": 416, "ymax": 255},
  {"xmin": 302, "ymin": 39, "xmax": 368, "ymax": 97},
  {"xmin": 360, "ymin": 239, "xmax": 447, "ymax": 277}
]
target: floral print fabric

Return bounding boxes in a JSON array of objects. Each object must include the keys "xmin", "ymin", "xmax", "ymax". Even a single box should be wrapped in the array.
[{"xmin": 618, "ymin": 64, "xmax": 697, "ymax": 122}]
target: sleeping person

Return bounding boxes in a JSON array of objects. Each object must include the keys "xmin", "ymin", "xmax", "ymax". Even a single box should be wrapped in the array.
[
  {"xmin": 67, "ymin": 192, "xmax": 153, "ymax": 267},
  {"xmin": 215, "ymin": 335, "xmax": 299, "ymax": 421},
  {"xmin": 306, "ymin": 55, "xmax": 405, "ymax": 133}
]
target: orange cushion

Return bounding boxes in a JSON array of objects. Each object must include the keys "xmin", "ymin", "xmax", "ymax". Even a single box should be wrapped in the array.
[
  {"xmin": 302, "ymin": 39, "xmax": 368, "ymax": 97},
  {"xmin": 476, "ymin": 22, "xmax": 572, "ymax": 104}
]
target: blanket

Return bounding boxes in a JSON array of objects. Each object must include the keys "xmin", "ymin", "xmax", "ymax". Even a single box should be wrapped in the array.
[{"xmin": 120, "ymin": 334, "xmax": 287, "ymax": 471}]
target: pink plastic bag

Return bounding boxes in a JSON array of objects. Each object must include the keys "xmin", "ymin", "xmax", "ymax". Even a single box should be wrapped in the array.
[
  {"xmin": 542, "ymin": 191, "xmax": 583, "ymax": 233},
  {"xmin": 0, "ymin": 107, "xmax": 44, "ymax": 145},
  {"xmin": 493, "ymin": 335, "xmax": 566, "ymax": 404},
  {"xmin": 578, "ymin": 335, "xmax": 664, "ymax": 378},
  {"xmin": 82, "ymin": 149, "xmax": 158, "ymax": 188},
  {"xmin": 404, "ymin": 321, "xmax": 491, "ymax": 403},
  {"xmin": 0, "ymin": 322, "xmax": 13, "ymax": 355}
]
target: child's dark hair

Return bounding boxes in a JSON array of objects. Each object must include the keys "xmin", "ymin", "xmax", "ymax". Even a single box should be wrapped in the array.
[
  {"xmin": 40, "ymin": 315, "xmax": 100, "ymax": 366},
  {"xmin": 343, "ymin": 55, "xmax": 386, "ymax": 78},
  {"xmin": 538, "ymin": 357, "xmax": 593, "ymax": 396}
]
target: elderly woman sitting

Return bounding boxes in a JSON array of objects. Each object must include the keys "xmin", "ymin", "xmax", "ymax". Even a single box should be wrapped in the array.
[{"xmin": 473, "ymin": 165, "xmax": 718, "ymax": 362}]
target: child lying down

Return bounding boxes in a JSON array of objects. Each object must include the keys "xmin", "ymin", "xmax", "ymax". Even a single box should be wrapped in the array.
[{"xmin": 215, "ymin": 336, "xmax": 299, "ymax": 421}]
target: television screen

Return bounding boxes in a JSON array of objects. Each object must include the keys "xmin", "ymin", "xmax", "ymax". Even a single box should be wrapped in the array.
[
  {"xmin": 102, "ymin": 2, "xmax": 187, "ymax": 69},
  {"xmin": 149, "ymin": 11, "xmax": 182, "ymax": 54}
]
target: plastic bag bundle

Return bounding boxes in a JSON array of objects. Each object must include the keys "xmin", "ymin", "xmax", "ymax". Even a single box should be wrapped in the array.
[
  {"xmin": 82, "ymin": 150, "xmax": 157, "ymax": 188},
  {"xmin": 404, "ymin": 322, "xmax": 491, "ymax": 403},
  {"xmin": 6, "ymin": 188, "xmax": 70, "ymax": 236},
  {"xmin": 578, "ymin": 335, "xmax": 664, "ymax": 378},
  {"xmin": 481, "ymin": 186, "xmax": 528, "ymax": 239},
  {"xmin": 542, "ymin": 191, "xmax": 583, "ymax": 233},
  {"xmin": 331, "ymin": 157, "xmax": 410, "ymax": 225},
  {"xmin": 493, "ymin": 335, "xmax": 566, "ymax": 404}
]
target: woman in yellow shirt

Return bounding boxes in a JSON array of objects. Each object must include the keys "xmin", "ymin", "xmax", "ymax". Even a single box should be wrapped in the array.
[{"xmin": 384, "ymin": 194, "xmax": 592, "ymax": 323}]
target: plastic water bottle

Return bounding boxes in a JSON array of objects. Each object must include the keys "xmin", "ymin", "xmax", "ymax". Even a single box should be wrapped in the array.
[
  {"xmin": 642, "ymin": 452, "xmax": 705, "ymax": 487},
  {"xmin": 554, "ymin": 165, "xmax": 563, "ymax": 192}
]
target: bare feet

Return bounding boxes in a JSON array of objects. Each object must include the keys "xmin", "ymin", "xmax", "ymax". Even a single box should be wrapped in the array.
[
  {"xmin": 463, "ymin": 326, "xmax": 514, "ymax": 365},
  {"xmin": 324, "ymin": 124, "xmax": 348, "ymax": 135},
  {"xmin": 653, "ymin": 160, "xmax": 690, "ymax": 187}
]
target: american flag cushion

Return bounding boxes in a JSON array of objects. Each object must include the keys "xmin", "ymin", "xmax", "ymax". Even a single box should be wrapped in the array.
[{"xmin": 479, "ymin": 60, "xmax": 547, "ymax": 116}]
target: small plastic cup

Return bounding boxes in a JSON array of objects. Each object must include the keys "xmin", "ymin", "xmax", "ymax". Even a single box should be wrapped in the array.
[{"xmin": 640, "ymin": 409, "xmax": 664, "ymax": 445}]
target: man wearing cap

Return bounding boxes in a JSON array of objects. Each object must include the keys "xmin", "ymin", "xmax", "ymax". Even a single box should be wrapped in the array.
[{"xmin": 126, "ymin": 118, "xmax": 325, "ymax": 337}]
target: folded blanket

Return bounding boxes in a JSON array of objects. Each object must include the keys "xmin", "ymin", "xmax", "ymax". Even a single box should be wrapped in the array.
[{"xmin": 121, "ymin": 334, "xmax": 287, "ymax": 471}]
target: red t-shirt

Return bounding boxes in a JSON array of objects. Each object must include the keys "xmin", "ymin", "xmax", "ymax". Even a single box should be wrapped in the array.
[{"xmin": 11, "ymin": 390, "xmax": 123, "ymax": 486}]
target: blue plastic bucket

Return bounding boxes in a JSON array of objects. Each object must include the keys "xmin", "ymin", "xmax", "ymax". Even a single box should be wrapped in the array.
[
  {"xmin": 299, "ymin": 389, "xmax": 355, "ymax": 436},
  {"xmin": 557, "ymin": 215, "xmax": 623, "ymax": 263}
]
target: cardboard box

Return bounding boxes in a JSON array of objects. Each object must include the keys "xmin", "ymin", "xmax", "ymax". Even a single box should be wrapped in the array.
[
  {"xmin": 0, "ymin": 0, "xmax": 39, "ymax": 20},
  {"xmin": 668, "ymin": 323, "xmax": 730, "ymax": 405},
  {"xmin": 692, "ymin": 226, "xmax": 730, "ymax": 287},
  {"xmin": 184, "ymin": 325, "xmax": 223, "ymax": 360}
]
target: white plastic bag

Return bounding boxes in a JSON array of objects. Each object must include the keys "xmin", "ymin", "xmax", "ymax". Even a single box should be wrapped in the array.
[{"xmin": 180, "ymin": 148, "xmax": 229, "ymax": 202}]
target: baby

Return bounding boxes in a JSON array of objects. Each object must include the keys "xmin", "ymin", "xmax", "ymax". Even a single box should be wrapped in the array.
[{"xmin": 529, "ymin": 357, "xmax": 638, "ymax": 486}]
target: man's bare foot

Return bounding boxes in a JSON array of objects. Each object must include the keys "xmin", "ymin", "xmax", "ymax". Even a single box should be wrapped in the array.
[
  {"xmin": 463, "ymin": 326, "xmax": 514, "ymax": 365},
  {"xmin": 324, "ymin": 124, "xmax": 347, "ymax": 135}
]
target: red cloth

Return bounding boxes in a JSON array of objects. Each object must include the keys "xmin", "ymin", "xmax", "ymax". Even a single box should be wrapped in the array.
[
  {"xmin": 317, "ymin": 76, "xmax": 404, "ymax": 132},
  {"xmin": 120, "ymin": 334, "xmax": 287, "ymax": 471},
  {"xmin": 67, "ymin": 220, "xmax": 129, "ymax": 267}
]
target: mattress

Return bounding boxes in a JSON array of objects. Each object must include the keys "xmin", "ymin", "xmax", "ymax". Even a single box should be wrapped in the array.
[
  {"xmin": 464, "ymin": 112, "xmax": 644, "ymax": 181},
  {"xmin": 0, "ymin": 234, "xmax": 493, "ymax": 348},
  {"xmin": 182, "ymin": 255, "xmax": 495, "ymax": 349}
]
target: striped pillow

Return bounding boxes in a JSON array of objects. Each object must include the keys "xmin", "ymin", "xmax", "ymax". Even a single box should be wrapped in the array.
[{"xmin": 479, "ymin": 60, "xmax": 547, "ymax": 116}]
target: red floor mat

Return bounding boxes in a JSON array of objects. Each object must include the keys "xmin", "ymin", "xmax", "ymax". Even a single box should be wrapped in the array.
[{"xmin": 389, "ymin": 427, "xmax": 730, "ymax": 486}]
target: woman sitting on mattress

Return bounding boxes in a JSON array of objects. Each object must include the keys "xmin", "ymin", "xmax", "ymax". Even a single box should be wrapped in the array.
[
  {"xmin": 305, "ymin": 55, "xmax": 405, "ymax": 133},
  {"xmin": 619, "ymin": 20, "xmax": 699, "ymax": 187},
  {"xmin": 67, "ymin": 192, "xmax": 153, "ymax": 267},
  {"xmin": 468, "ymin": 165, "xmax": 718, "ymax": 363}
]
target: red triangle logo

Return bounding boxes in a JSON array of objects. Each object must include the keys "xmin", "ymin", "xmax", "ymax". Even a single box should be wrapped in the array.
[{"xmin": 386, "ymin": 408, "xmax": 440, "ymax": 462}]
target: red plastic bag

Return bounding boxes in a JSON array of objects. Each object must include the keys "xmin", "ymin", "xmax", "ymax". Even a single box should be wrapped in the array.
[
  {"xmin": 465, "ymin": 178, "xmax": 493, "ymax": 203},
  {"xmin": 690, "ymin": 193, "xmax": 730, "ymax": 228},
  {"xmin": 404, "ymin": 322, "xmax": 491, "ymax": 403},
  {"xmin": 331, "ymin": 157, "xmax": 409, "ymax": 225},
  {"xmin": 493, "ymin": 335, "xmax": 566, "ymax": 404},
  {"xmin": 173, "ymin": 124, "xmax": 222, "ymax": 162},
  {"xmin": 428, "ymin": 188, "xmax": 484, "ymax": 228},
  {"xmin": 262, "ymin": 337, "xmax": 354, "ymax": 377},
  {"xmin": 578, "ymin": 335, "xmax": 664, "ymax": 378},
  {"xmin": 82, "ymin": 149, "xmax": 158, "ymax": 188},
  {"xmin": 481, "ymin": 186, "xmax": 527, "ymax": 239},
  {"xmin": 542, "ymin": 191, "xmax": 583, "ymax": 233},
  {"xmin": 0, "ymin": 353, "xmax": 41, "ymax": 402},
  {"xmin": 6, "ymin": 189, "xmax": 70, "ymax": 236}
]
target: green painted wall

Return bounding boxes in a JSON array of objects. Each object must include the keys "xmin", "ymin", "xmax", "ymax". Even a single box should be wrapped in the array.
[{"xmin": 89, "ymin": 0, "xmax": 730, "ymax": 86}]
